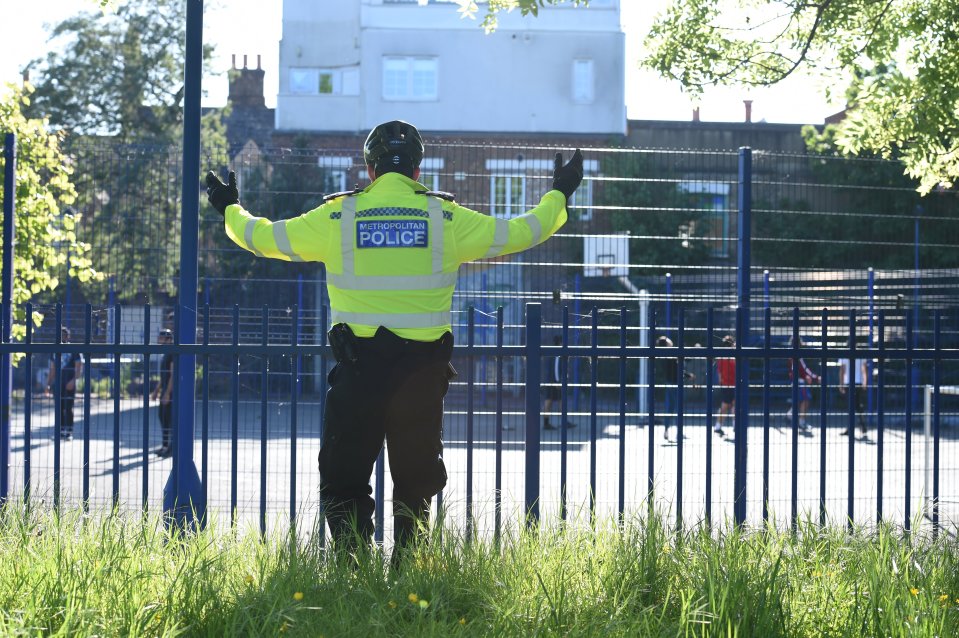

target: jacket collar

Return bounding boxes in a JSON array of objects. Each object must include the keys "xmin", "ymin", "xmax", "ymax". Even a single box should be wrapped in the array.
[{"xmin": 364, "ymin": 172, "xmax": 426, "ymax": 194}]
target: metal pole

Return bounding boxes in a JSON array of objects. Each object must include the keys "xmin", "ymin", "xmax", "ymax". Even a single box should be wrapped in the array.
[
  {"xmin": 0, "ymin": 133, "xmax": 15, "ymax": 503},
  {"xmin": 734, "ymin": 146, "xmax": 752, "ymax": 526},
  {"xmin": 163, "ymin": 0, "xmax": 206, "ymax": 527},
  {"xmin": 296, "ymin": 274, "xmax": 303, "ymax": 396},
  {"xmin": 665, "ymin": 272, "xmax": 672, "ymax": 335},
  {"xmin": 763, "ymin": 270, "xmax": 769, "ymax": 311},
  {"xmin": 868, "ymin": 268, "xmax": 874, "ymax": 414},
  {"xmin": 638, "ymin": 289, "xmax": 649, "ymax": 417},
  {"xmin": 524, "ymin": 302, "xmax": 542, "ymax": 525}
]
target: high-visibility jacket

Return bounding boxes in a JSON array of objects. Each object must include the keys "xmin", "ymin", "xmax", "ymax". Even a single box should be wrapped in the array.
[{"xmin": 224, "ymin": 171, "xmax": 568, "ymax": 341}]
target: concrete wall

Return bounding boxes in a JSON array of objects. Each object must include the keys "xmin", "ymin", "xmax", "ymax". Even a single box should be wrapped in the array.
[{"xmin": 277, "ymin": 0, "xmax": 625, "ymax": 135}]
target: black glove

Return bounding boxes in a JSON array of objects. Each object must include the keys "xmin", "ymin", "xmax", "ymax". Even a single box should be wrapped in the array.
[
  {"xmin": 205, "ymin": 170, "xmax": 239, "ymax": 216},
  {"xmin": 552, "ymin": 149, "xmax": 584, "ymax": 201}
]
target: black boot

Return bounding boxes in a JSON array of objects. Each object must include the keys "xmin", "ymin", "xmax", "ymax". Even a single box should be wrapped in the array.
[
  {"xmin": 391, "ymin": 501, "xmax": 429, "ymax": 569},
  {"xmin": 324, "ymin": 502, "xmax": 374, "ymax": 557}
]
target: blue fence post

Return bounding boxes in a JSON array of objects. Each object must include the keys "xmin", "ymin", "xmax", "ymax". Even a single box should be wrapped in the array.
[
  {"xmin": 0, "ymin": 133, "xmax": 15, "ymax": 504},
  {"xmin": 867, "ymin": 268, "xmax": 874, "ymax": 414},
  {"xmin": 296, "ymin": 274, "xmax": 303, "ymax": 396},
  {"xmin": 618, "ymin": 307, "xmax": 627, "ymax": 522},
  {"xmin": 665, "ymin": 272, "xmax": 672, "ymax": 335},
  {"xmin": 163, "ymin": 0, "xmax": 206, "ymax": 527},
  {"xmin": 763, "ymin": 270, "xmax": 770, "ymax": 311},
  {"xmin": 573, "ymin": 273, "xmax": 581, "ymax": 411},
  {"xmin": 525, "ymin": 302, "xmax": 542, "ymax": 526},
  {"xmin": 734, "ymin": 146, "xmax": 752, "ymax": 526},
  {"xmin": 466, "ymin": 306, "xmax": 475, "ymax": 540}
]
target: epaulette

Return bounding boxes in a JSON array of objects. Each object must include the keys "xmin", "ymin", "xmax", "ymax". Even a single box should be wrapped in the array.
[
  {"xmin": 323, "ymin": 187, "xmax": 363, "ymax": 202},
  {"xmin": 415, "ymin": 189, "xmax": 457, "ymax": 202}
]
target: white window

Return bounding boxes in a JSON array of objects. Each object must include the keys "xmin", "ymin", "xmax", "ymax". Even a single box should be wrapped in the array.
[
  {"xmin": 569, "ymin": 175, "xmax": 594, "ymax": 221},
  {"xmin": 290, "ymin": 68, "xmax": 319, "ymax": 95},
  {"xmin": 419, "ymin": 157, "xmax": 444, "ymax": 190},
  {"xmin": 490, "ymin": 175, "xmax": 526, "ymax": 219},
  {"xmin": 572, "ymin": 59, "xmax": 594, "ymax": 104},
  {"xmin": 383, "ymin": 57, "xmax": 438, "ymax": 101},
  {"xmin": 289, "ymin": 67, "xmax": 359, "ymax": 96}
]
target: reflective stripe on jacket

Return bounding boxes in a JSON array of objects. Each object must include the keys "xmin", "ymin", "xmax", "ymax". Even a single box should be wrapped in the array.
[{"xmin": 224, "ymin": 171, "xmax": 567, "ymax": 341}]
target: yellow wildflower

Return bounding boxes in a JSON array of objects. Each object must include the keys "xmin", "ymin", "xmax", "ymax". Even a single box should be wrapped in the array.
[
  {"xmin": 408, "ymin": 593, "xmax": 419, "ymax": 603},
  {"xmin": 244, "ymin": 574, "xmax": 254, "ymax": 585},
  {"xmin": 910, "ymin": 588, "xmax": 919, "ymax": 596},
  {"xmin": 459, "ymin": 617, "xmax": 466, "ymax": 625},
  {"xmin": 939, "ymin": 594, "xmax": 950, "ymax": 605},
  {"xmin": 388, "ymin": 600, "xmax": 397, "ymax": 609},
  {"xmin": 293, "ymin": 592, "xmax": 304, "ymax": 601},
  {"xmin": 280, "ymin": 621, "xmax": 290, "ymax": 633},
  {"xmin": 662, "ymin": 545, "xmax": 671, "ymax": 554},
  {"xmin": 419, "ymin": 599, "xmax": 429, "ymax": 609},
  {"xmin": 812, "ymin": 570, "xmax": 821, "ymax": 578}
]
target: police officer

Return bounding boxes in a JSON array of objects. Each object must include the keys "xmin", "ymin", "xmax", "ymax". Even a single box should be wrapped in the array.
[{"xmin": 206, "ymin": 120, "xmax": 583, "ymax": 556}]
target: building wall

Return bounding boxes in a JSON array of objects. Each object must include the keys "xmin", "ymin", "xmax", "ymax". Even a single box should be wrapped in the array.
[
  {"xmin": 627, "ymin": 120, "xmax": 810, "ymax": 154},
  {"xmin": 277, "ymin": 0, "xmax": 625, "ymax": 135}
]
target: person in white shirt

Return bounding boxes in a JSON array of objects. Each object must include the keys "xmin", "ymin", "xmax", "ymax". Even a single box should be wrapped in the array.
[{"xmin": 838, "ymin": 340, "xmax": 869, "ymax": 439}]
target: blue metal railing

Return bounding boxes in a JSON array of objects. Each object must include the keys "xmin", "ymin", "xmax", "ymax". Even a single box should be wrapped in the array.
[{"xmin": 0, "ymin": 300, "xmax": 956, "ymax": 537}]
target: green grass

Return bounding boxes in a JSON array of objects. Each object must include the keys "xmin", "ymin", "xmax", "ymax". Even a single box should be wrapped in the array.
[{"xmin": 1, "ymin": 505, "xmax": 958, "ymax": 637}]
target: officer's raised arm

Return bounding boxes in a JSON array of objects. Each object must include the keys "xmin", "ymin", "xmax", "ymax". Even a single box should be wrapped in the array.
[
  {"xmin": 451, "ymin": 149, "xmax": 584, "ymax": 263},
  {"xmin": 206, "ymin": 170, "xmax": 328, "ymax": 263}
]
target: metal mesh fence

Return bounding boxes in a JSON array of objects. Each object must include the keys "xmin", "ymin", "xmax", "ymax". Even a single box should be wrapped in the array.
[{"xmin": 7, "ymin": 138, "xmax": 959, "ymax": 534}]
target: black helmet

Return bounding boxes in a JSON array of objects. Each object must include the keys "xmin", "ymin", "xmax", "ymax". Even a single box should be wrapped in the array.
[{"xmin": 363, "ymin": 120, "xmax": 424, "ymax": 169}]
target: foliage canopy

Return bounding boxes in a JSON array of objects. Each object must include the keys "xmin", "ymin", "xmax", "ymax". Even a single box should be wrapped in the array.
[
  {"xmin": 0, "ymin": 84, "xmax": 100, "ymax": 338},
  {"xmin": 455, "ymin": 0, "xmax": 589, "ymax": 32},
  {"xmin": 24, "ymin": 0, "xmax": 226, "ymax": 303},
  {"xmin": 644, "ymin": 0, "xmax": 959, "ymax": 194}
]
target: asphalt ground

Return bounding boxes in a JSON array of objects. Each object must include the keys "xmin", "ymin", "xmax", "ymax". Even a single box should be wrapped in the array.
[{"xmin": 5, "ymin": 392, "xmax": 958, "ymax": 540}]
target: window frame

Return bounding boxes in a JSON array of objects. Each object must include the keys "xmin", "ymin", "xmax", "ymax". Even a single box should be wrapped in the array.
[
  {"xmin": 382, "ymin": 56, "xmax": 439, "ymax": 101},
  {"xmin": 572, "ymin": 59, "xmax": 595, "ymax": 104},
  {"xmin": 489, "ymin": 174, "xmax": 527, "ymax": 219}
]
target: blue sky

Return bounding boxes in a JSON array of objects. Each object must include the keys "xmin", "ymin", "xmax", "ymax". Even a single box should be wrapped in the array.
[{"xmin": 0, "ymin": 0, "xmax": 840, "ymax": 124}]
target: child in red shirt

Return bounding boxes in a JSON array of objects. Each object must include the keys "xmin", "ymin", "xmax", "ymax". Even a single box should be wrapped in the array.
[{"xmin": 714, "ymin": 335, "xmax": 735, "ymax": 436}]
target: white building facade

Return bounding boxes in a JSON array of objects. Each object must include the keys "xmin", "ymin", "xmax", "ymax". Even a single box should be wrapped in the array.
[{"xmin": 277, "ymin": 0, "xmax": 625, "ymax": 135}]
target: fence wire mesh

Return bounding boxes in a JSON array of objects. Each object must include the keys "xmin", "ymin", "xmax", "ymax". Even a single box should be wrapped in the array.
[{"xmin": 4, "ymin": 139, "xmax": 959, "ymax": 537}]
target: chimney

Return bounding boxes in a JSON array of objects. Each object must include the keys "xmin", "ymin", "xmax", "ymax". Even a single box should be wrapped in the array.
[
  {"xmin": 692, "ymin": 107, "xmax": 700, "ymax": 122},
  {"xmin": 744, "ymin": 100, "xmax": 753, "ymax": 123},
  {"xmin": 231, "ymin": 54, "xmax": 236, "ymax": 70},
  {"xmin": 22, "ymin": 69, "xmax": 29, "ymax": 85},
  {"xmin": 228, "ymin": 54, "xmax": 266, "ymax": 109},
  {"xmin": 257, "ymin": 54, "xmax": 262, "ymax": 70}
]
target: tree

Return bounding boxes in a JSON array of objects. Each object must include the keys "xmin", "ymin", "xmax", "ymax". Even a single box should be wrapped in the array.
[
  {"xmin": 26, "ymin": 0, "xmax": 216, "ymax": 144},
  {"xmin": 599, "ymin": 150, "xmax": 713, "ymax": 275},
  {"xmin": 0, "ymin": 83, "xmax": 100, "ymax": 339},
  {"xmin": 455, "ymin": 0, "xmax": 588, "ymax": 32},
  {"xmin": 644, "ymin": 0, "xmax": 959, "ymax": 194},
  {"xmin": 25, "ymin": 0, "xmax": 226, "ymax": 303}
]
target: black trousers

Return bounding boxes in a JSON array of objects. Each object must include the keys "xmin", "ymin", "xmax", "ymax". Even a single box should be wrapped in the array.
[
  {"xmin": 318, "ymin": 328, "xmax": 453, "ymax": 548},
  {"xmin": 59, "ymin": 393, "xmax": 75, "ymax": 434},
  {"xmin": 158, "ymin": 399, "xmax": 173, "ymax": 446}
]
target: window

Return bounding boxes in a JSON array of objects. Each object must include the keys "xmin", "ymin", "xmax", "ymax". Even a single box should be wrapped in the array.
[
  {"xmin": 569, "ymin": 176, "xmax": 594, "ymax": 222},
  {"xmin": 419, "ymin": 158, "xmax": 444, "ymax": 190},
  {"xmin": 678, "ymin": 181, "xmax": 731, "ymax": 257},
  {"xmin": 572, "ymin": 59, "xmax": 594, "ymax": 104},
  {"xmin": 289, "ymin": 67, "xmax": 359, "ymax": 96},
  {"xmin": 318, "ymin": 157, "xmax": 352, "ymax": 193},
  {"xmin": 490, "ymin": 175, "xmax": 526, "ymax": 219},
  {"xmin": 290, "ymin": 68, "xmax": 318, "ymax": 95},
  {"xmin": 383, "ymin": 57, "xmax": 438, "ymax": 101}
]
